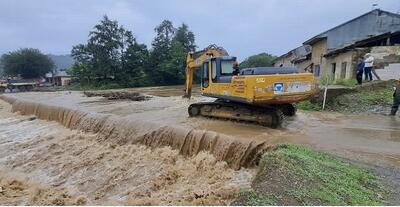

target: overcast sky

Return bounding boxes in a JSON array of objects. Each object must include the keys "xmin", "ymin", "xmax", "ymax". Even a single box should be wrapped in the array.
[{"xmin": 1, "ymin": 0, "xmax": 400, "ymax": 60}]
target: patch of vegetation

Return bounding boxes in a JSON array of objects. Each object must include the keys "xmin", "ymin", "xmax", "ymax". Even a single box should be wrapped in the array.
[
  {"xmin": 334, "ymin": 79, "xmax": 358, "ymax": 87},
  {"xmin": 325, "ymin": 87, "xmax": 393, "ymax": 113},
  {"xmin": 237, "ymin": 189, "xmax": 277, "ymax": 205},
  {"xmin": 234, "ymin": 144, "xmax": 387, "ymax": 206},
  {"xmin": 296, "ymin": 101, "xmax": 321, "ymax": 111},
  {"xmin": 319, "ymin": 74, "xmax": 334, "ymax": 86},
  {"xmin": 357, "ymin": 88, "xmax": 393, "ymax": 105}
]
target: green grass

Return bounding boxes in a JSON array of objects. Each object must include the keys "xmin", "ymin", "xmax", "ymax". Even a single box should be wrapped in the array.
[
  {"xmin": 334, "ymin": 79, "xmax": 358, "ymax": 87},
  {"xmin": 296, "ymin": 101, "xmax": 321, "ymax": 111},
  {"xmin": 237, "ymin": 144, "xmax": 387, "ymax": 205},
  {"xmin": 357, "ymin": 88, "xmax": 393, "ymax": 105},
  {"xmin": 325, "ymin": 87, "xmax": 393, "ymax": 112},
  {"xmin": 238, "ymin": 190, "xmax": 277, "ymax": 205}
]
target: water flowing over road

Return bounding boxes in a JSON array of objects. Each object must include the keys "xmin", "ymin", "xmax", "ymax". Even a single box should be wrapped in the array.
[{"xmin": 1, "ymin": 85, "xmax": 400, "ymax": 204}]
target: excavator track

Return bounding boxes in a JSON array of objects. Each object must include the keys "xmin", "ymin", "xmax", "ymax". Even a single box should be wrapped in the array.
[{"xmin": 188, "ymin": 100, "xmax": 287, "ymax": 128}]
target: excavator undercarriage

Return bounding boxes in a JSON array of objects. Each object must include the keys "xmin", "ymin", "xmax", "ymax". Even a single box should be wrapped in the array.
[{"xmin": 188, "ymin": 100, "xmax": 296, "ymax": 128}]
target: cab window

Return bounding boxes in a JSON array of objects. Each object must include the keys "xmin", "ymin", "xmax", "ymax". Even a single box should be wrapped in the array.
[
  {"xmin": 221, "ymin": 60, "xmax": 234, "ymax": 75},
  {"xmin": 202, "ymin": 62, "xmax": 209, "ymax": 88},
  {"xmin": 211, "ymin": 60, "xmax": 217, "ymax": 81}
]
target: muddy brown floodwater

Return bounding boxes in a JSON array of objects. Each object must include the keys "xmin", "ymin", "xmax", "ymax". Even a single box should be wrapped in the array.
[
  {"xmin": 0, "ymin": 98, "xmax": 255, "ymax": 205},
  {"xmin": 1, "ymin": 84, "xmax": 400, "ymax": 204}
]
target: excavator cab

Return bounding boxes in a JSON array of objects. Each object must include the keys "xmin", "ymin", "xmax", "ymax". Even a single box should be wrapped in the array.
[{"xmin": 201, "ymin": 56, "xmax": 237, "ymax": 89}]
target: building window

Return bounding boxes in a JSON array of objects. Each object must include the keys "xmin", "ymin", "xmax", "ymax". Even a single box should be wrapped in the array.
[
  {"xmin": 341, "ymin": 62, "xmax": 347, "ymax": 79},
  {"xmin": 314, "ymin": 65, "xmax": 320, "ymax": 77}
]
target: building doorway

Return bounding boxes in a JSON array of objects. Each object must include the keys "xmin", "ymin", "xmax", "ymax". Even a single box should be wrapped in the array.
[{"xmin": 331, "ymin": 63, "xmax": 336, "ymax": 80}]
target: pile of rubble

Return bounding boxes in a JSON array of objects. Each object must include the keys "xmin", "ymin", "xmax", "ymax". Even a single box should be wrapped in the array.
[{"xmin": 83, "ymin": 91, "xmax": 151, "ymax": 101}]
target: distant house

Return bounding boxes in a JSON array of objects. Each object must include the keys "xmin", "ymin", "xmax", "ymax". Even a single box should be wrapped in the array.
[
  {"xmin": 45, "ymin": 70, "xmax": 71, "ymax": 86},
  {"xmin": 274, "ymin": 9, "xmax": 400, "ymax": 80}
]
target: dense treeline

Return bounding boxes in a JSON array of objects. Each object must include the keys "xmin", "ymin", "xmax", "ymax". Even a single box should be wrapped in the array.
[
  {"xmin": 69, "ymin": 16, "xmax": 196, "ymax": 88},
  {"xmin": 0, "ymin": 48, "xmax": 55, "ymax": 79},
  {"xmin": 0, "ymin": 16, "xmax": 277, "ymax": 88},
  {"xmin": 239, "ymin": 53, "xmax": 276, "ymax": 69}
]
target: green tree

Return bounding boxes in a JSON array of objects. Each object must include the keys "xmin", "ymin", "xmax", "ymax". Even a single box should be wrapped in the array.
[
  {"xmin": 120, "ymin": 42, "xmax": 149, "ymax": 86},
  {"xmin": 70, "ymin": 16, "xmax": 198, "ymax": 88},
  {"xmin": 148, "ymin": 20, "xmax": 197, "ymax": 85},
  {"xmin": 161, "ymin": 41, "xmax": 187, "ymax": 84},
  {"xmin": 173, "ymin": 23, "xmax": 196, "ymax": 52},
  {"xmin": 71, "ymin": 15, "xmax": 137, "ymax": 84},
  {"xmin": 0, "ymin": 48, "xmax": 55, "ymax": 79},
  {"xmin": 147, "ymin": 20, "xmax": 176, "ymax": 84},
  {"xmin": 239, "ymin": 53, "xmax": 277, "ymax": 69}
]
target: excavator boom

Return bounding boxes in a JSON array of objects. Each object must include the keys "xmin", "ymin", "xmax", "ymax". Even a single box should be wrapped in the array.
[{"xmin": 183, "ymin": 45, "xmax": 228, "ymax": 98}]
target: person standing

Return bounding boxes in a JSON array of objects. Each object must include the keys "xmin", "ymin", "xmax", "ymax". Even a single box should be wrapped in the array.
[
  {"xmin": 364, "ymin": 53, "xmax": 374, "ymax": 81},
  {"xmin": 356, "ymin": 57, "xmax": 364, "ymax": 85},
  {"xmin": 390, "ymin": 79, "xmax": 400, "ymax": 116}
]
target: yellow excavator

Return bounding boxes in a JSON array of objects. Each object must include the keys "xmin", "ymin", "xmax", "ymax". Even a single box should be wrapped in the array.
[{"xmin": 183, "ymin": 45, "xmax": 317, "ymax": 128}]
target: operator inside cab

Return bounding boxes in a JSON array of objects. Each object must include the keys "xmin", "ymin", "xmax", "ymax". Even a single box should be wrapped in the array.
[{"xmin": 232, "ymin": 61, "xmax": 240, "ymax": 76}]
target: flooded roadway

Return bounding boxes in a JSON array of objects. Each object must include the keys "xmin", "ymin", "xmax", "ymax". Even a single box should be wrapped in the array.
[
  {"xmin": 3, "ymin": 85, "xmax": 400, "ymax": 170},
  {"xmin": 1, "ymin": 85, "xmax": 400, "ymax": 204}
]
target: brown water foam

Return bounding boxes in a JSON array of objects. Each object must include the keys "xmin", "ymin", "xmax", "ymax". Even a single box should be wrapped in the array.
[{"xmin": 0, "ymin": 95, "xmax": 266, "ymax": 169}]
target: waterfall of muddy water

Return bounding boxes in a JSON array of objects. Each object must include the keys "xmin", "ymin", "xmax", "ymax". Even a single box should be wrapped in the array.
[
  {"xmin": 0, "ymin": 95, "xmax": 266, "ymax": 170},
  {"xmin": 0, "ymin": 98, "xmax": 255, "ymax": 205}
]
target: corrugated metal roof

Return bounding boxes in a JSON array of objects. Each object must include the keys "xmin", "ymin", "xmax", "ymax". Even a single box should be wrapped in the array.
[{"xmin": 304, "ymin": 9, "xmax": 400, "ymax": 51}]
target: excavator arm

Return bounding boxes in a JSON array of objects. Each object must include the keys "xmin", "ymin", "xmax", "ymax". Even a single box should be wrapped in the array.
[{"xmin": 183, "ymin": 45, "xmax": 228, "ymax": 98}]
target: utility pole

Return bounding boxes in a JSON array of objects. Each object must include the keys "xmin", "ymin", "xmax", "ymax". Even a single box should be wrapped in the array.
[{"xmin": 371, "ymin": 3, "xmax": 379, "ymax": 10}]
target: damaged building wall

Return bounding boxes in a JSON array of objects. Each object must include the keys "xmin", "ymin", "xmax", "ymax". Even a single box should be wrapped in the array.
[
  {"xmin": 322, "ymin": 46, "xmax": 400, "ymax": 80},
  {"xmin": 273, "ymin": 54, "xmax": 294, "ymax": 68},
  {"xmin": 370, "ymin": 46, "xmax": 400, "ymax": 69},
  {"xmin": 272, "ymin": 45, "xmax": 312, "ymax": 72},
  {"xmin": 296, "ymin": 59, "xmax": 313, "ymax": 73},
  {"xmin": 371, "ymin": 46, "xmax": 400, "ymax": 80}
]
